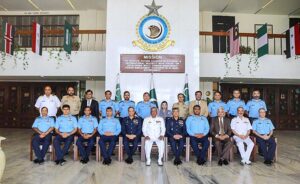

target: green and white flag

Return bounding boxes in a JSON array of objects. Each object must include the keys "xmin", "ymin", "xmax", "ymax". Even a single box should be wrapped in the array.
[
  {"xmin": 184, "ymin": 74, "xmax": 190, "ymax": 104},
  {"xmin": 64, "ymin": 21, "xmax": 72, "ymax": 54},
  {"xmin": 257, "ymin": 24, "xmax": 268, "ymax": 58},
  {"xmin": 115, "ymin": 73, "xmax": 122, "ymax": 102},
  {"xmin": 150, "ymin": 74, "xmax": 158, "ymax": 108}
]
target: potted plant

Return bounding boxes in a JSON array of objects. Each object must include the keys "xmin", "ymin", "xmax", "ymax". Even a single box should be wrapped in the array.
[{"xmin": 72, "ymin": 41, "xmax": 81, "ymax": 51}]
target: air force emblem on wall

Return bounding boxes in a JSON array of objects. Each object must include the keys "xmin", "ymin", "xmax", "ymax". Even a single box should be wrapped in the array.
[{"xmin": 133, "ymin": 0, "xmax": 175, "ymax": 52}]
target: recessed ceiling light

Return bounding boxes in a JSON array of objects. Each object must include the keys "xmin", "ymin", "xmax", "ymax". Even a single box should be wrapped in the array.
[
  {"xmin": 65, "ymin": 0, "xmax": 76, "ymax": 10},
  {"xmin": 28, "ymin": 0, "xmax": 42, "ymax": 11},
  {"xmin": 0, "ymin": 5, "xmax": 8, "ymax": 11}
]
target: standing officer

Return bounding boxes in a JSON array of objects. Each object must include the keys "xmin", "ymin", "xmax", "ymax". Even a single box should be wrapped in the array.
[
  {"xmin": 53, "ymin": 105, "xmax": 78, "ymax": 166},
  {"xmin": 35, "ymin": 85, "xmax": 61, "ymax": 118},
  {"xmin": 208, "ymin": 91, "xmax": 228, "ymax": 118},
  {"xmin": 99, "ymin": 90, "xmax": 118, "ymax": 118},
  {"xmin": 136, "ymin": 92, "xmax": 156, "ymax": 120},
  {"xmin": 189, "ymin": 91, "xmax": 208, "ymax": 117},
  {"xmin": 32, "ymin": 107, "xmax": 55, "ymax": 164},
  {"xmin": 172, "ymin": 93, "xmax": 189, "ymax": 119},
  {"xmin": 210, "ymin": 107, "xmax": 232, "ymax": 166},
  {"xmin": 98, "ymin": 107, "xmax": 121, "ymax": 165},
  {"xmin": 118, "ymin": 91, "xmax": 135, "ymax": 122},
  {"xmin": 166, "ymin": 108, "xmax": 186, "ymax": 165},
  {"xmin": 186, "ymin": 105, "xmax": 210, "ymax": 165},
  {"xmin": 246, "ymin": 90, "xmax": 267, "ymax": 124},
  {"xmin": 121, "ymin": 107, "xmax": 142, "ymax": 164},
  {"xmin": 226, "ymin": 89, "xmax": 246, "ymax": 118},
  {"xmin": 231, "ymin": 107, "xmax": 254, "ymax": 165},
  {"xmin": 142, "ymin": 107, "xmax": 166, "ymax": 166},
  {"xmin": 61, "ymin": 86, "xmax": 81, "ymax": 117},
  {"xmin": 252, "ymin": 108, "xmax": 276, "ymax": 166},
  {"xmin": 79, "ymin": 90, "xmax": 99, "ymax": 121},
  {"xmin": 76, "ymin": 106, "xmax": 98, "ymax": 164}
]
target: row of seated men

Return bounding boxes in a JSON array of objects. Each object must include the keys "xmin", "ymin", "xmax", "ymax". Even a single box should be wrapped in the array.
[{"xmin": 32, "ymin": 104, "xmax": 276, "ymax": 167}]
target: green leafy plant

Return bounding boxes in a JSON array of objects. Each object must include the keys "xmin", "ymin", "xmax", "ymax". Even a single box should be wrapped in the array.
[{"xmin": 72, "ymin": 41, "xmax": 80, "ymax": 51}]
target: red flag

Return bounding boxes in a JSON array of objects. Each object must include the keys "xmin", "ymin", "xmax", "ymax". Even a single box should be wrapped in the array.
[
  {"xmin": 32, "ymin": 22, "xmax": 43, "ymax": 55},
  {"xmin": 294, "ymin": 23, "xmax": 300, "ymax": 55},
  {"xmin": 2, "ymin": 21, "xmax": 14, "ymax": 55},
  {"xmin": 229, "ymin": 23, "xmax": 240, "ymax": 57}
]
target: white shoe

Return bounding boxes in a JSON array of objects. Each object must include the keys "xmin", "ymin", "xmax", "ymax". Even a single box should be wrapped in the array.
[
  {"xmin": 245, "ymin": 160, "xmax": 252, "ymax": 165},
  {"xmin": 146, "ymin": 160, "xmax": 151, "ymax": 166},
  {"xmin": 158, "ymin": 159, "xmax": 163, "ymax": 166},
  {"xmin": 240, "ymin": 159, "xmax": 246, "ymax": 165}
]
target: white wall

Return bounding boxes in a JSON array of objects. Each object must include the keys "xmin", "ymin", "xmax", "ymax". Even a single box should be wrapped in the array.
[{"xmin": 86, "ymin": 80, "xmax": 105, "ymax": 101}]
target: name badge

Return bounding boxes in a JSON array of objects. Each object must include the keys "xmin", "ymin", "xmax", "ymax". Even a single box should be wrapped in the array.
[
  {"xmin": 133, "ymin": 119, "xmax": 139, "ymax": 125},
  {"xmin": 156, "ymin": 121, "xmax": 161, "ymax": 124}
]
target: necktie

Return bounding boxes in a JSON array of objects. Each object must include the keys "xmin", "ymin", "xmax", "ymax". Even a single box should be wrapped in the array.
[{"xmin": 219, "ymin": 118, "xmax": 225, "ymax": 135}]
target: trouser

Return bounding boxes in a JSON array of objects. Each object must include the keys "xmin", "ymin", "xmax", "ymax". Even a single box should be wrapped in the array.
[
  {"xmin": 76, "ymin": 135, "xmax": 95, "ymax": 160},
  {"xmin": 256, "ymin": 136, "xmax": 276, "ymax": 161},
  {"xmin": 233, "ymin": 136, "xmax": 254, "ymax": 162},
  {"xmin": 145, "ymin": 138, "xmax": 164, "ymax": 161},
  {"xmin": 98, "ymin": 135, "xmax": 118, "ymax": 160},
  {"xmin": 214, "ymin": 138, "xmax": 233, "ymax": 160},
  {"xmin": 32, "ymin": 133, "xmax": 52, "ymax": 160},
  {"xmin": 190, "ymin": 136, "xmax": 209, "ymax": 161},
  {"xmin": 123, "ymin": 136, "xmax": 139, "ymax": 158},
  {"xmin": 53, "ymin": 135, "xmax": 74, "ymax": 161},
  {"xmin": 169, "ymin": 137, "xmax": 184, "ymax": 160}
]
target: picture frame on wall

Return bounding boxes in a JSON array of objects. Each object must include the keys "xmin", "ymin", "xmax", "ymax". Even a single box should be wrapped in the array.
[{"xmin": 254, "ymin": 24, "xmax": 273, "ymax": 34}]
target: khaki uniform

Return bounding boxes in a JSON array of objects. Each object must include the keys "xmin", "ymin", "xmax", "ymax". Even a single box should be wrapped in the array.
[
  {"xmin": 61, "ymin": 95, "xmax": 81, "ymax": 115},
  {"xmin": 172, "ymin": 102, "xmax": 189, "ymax": 119},
  {"xmin": 189, "ymin": 100, "xmax": 208, "ymax": 117}
]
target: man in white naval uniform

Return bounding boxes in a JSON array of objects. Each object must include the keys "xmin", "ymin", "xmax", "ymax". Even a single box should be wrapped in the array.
[{"xmin": 142, "ymin": 107, "xmax": 166, "ymax": 166}]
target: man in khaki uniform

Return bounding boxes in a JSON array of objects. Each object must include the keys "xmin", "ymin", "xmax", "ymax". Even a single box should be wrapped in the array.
[
  {"xmin": 172, "ymin": 93, "xmax": 189, "ymax": 119},
  {"xmin": 61, "ymin": 86, "xmax": 81, "ymax": 117},
  {"xmin": 189, "ymin": 91, "xmax": 208, "ymax": 117}
]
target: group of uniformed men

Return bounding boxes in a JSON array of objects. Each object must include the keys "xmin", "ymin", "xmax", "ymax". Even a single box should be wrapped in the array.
[{"xmin": 32, "ymin": 86, "xmax": 276, "ymax": 167}]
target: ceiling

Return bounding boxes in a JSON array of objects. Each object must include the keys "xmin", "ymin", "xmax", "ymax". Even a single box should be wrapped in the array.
[{"xmin": 0, "ymin": 0, "xmax": 299, "ymax": 15}]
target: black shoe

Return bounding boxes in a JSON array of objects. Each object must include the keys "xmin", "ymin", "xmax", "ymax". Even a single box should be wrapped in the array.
[
  {"xmin": 60, "ymin": 159, "xmax": 66, "ymax": 166},
  {"xmin": 80, "ymin": 159, "xmax": 84, "ymax": 163},
  {"xmin": 218, "ymin": 159, "xmax": 223, "ymax": 166},
  {"xmin": 55, "ymin": 160, "xmax": 60, "ymax": 165},
  {"xmin": 125, "ymin": 157, "xmax": 131, "ymax": 164},
  {"xmin": 102, "ymin": 159, "xmax": 108, "ymax": 165},
  {"xmin": 177, "ymin": 159, "xmax": 182, "ymax": 165},
  {"xmin": 197, "ymin": 158, "xmax": 201, "ymax": 165},
  {"xmin": 223, "ymin": 159, "xmax": 229, "ymax": 165},
  {"xmin": 108, "ymin": 158, "xmax": 112, "ymax": 164},
  {"xmin": 33, "ymin": 159, "xmax": 39, "ymax": 164},
  {"xmin": 173, "ymin": 159, "xmax": 178, "ymax": 165},
  {"xmin": 199, "ymin": 160, "xmax": 206, "ymax": 166},
  {"xmin": 38, "ymin": 159, "xmax": 45, "ymax": 165},
  {"xmin": 129, "ymin": 157, "xmax": 133, "ymax": 164},
  {"xmin": 265, "ymin": 160, "xmax": 272, "ymax": 166}
]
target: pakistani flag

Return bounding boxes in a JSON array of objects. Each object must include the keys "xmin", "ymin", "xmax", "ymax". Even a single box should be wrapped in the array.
[
  {"xmin": 257, "ymin": 24, "xmax": 268, "ymax": 58},
  {"xmin": 115, "ymin": 74, "xmax": 122, "ymax": 102},
  {"xmin": 150, "ymin": 74, "xmax": 158, "ymax": 108},
  {"xmin": 184, "ymin": 74, "xmax": 190, "ymax": 104},
  {"xmin": 64, "ymin": 21, "xmax": 72, "ymax": 54}
]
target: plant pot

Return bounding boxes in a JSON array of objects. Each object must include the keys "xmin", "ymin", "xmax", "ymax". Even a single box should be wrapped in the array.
[{"xmin": 0, "ymin": 137, "xmax": 6, "ymax": 182}]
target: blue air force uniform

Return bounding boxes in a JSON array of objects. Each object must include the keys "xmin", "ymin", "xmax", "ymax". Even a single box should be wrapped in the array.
[
  {"xmin": 99, "ymin": 99, "xmax": 118, "ymax": 118},
  {"xmin": 166, "ymin": 117, "xmax": 186, "ymax": 160},
  {"xmin": 226, "ymin": 98, "xmax": 246, "ymax": 117},
  {"xmin": 208, "ymin": 101, "xmax": 228, "ymax": 118},
  {"xmin": 186, "ymin": 115, "xmax": 210, "ymax": 161},
  {"xmin": 136, "ymin": 101, "xmax": 156, "ymax": 119},
  {"xmin": 246, "ymin": 99, "xmax": 267, "ymax": 123},
  {"xmin": 97, "ymin": 117, "xmax": 121, "ymax": 160},
  {"xmin": 252, "ymin": 118, "xmax": 276, "ymax": 161},
  {"xmin": 76, "ymin": 115, "xmax": 98, "ymax": 160},
  {"xmin": 118, "ymin": 100, "xmax": 135, "ymax": 118},
  {"xmin": 32, "ymin": 116, "xmax": 55, "ymax": 161},
  {"xmin": 53, "ymin": 115, "xmax": 78, "ymax": 161},
  {"xmin": 121, "ymin": 116, "xmax": 142, "ymax": 158}
]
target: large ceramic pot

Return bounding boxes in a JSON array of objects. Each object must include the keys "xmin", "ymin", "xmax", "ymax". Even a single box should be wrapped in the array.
[{"xmin": 0, "ymin": 137, "xmax": 6, "ymax": 182}]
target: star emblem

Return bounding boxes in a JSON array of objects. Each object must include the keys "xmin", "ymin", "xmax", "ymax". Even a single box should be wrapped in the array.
[{"xmin": 145, "ymin": 0, "xmax": 162, "ymax": 16}]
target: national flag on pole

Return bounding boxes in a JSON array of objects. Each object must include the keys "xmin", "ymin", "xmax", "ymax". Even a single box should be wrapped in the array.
[
  {"xmin": 229, "ymin": 23, "xmax": 240, "ymax": 57},
  {"xmin": 257, "ymin": 24, "xmax": 269, "ymax": 58},
  {"xmin": 64, "ymin": 21, "xmax": 72, "ymax": 54},
  {"xmin": 32, "ymin": 22, "xmax": 43, "ymax": 55},
  {"xmin": 183, "ymin": 74, "xmax": 190, "ymax": 104},
  {"xmin": 2, "ymin": 21, "xmax": 15, "ymax": 55},
  {"xmin": 150, "ymin": 74, "xmax": 158, "ymax": 108},
  {"xmin": 115, "ymin": 73, "xmax": 122, "ymax": 102},
  {"xmin": 285, "ymin": 23, "xmax": 300, "ymax": 58}
]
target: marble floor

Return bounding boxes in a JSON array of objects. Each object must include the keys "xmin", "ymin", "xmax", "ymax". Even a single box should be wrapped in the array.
[{"xmin": 0, "ymin": 129, "xmax": 299, "ymax": 184}]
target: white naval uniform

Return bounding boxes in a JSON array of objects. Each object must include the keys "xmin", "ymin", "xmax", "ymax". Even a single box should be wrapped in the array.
[
  {"xmin": 231, "ymin": 116, "xmax": 254, "ymax": 162},
  {"xmin": 142, "ymin": 116, "xmax": 166, "ymax": 162},
  {"xmin": 35, "ymin": 95, "xmax": 61, "ymax": 117}
]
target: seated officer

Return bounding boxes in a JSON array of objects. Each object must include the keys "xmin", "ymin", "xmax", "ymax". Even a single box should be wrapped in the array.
[
  {"xmin": 166, "ymin": 108, "xmax": 186, "ymax": 165},
  {"xmin": 53, "ymin": 104, "xmax": 78, "ymax": 166},
  {"xmin": 98, "ymin": 107, "xmax": 121, "ymax": 165},
  {"xmin": 186, "ymin": 105, "xmax": 209, "ymax": 165},
  {"xmin": 252, "ymin": 108, "xmax": 276, "ymax": 166},
  {"xmin": 121, "ymin": 107, "xmax": 142, "ymax": 164},
  {"xmin": 76, "ymin": 106, "xmax": 98, "ymax": 164},
  {"xmin": 32, "ymin": 107, "xmax": 55, "ymax": 164}
]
